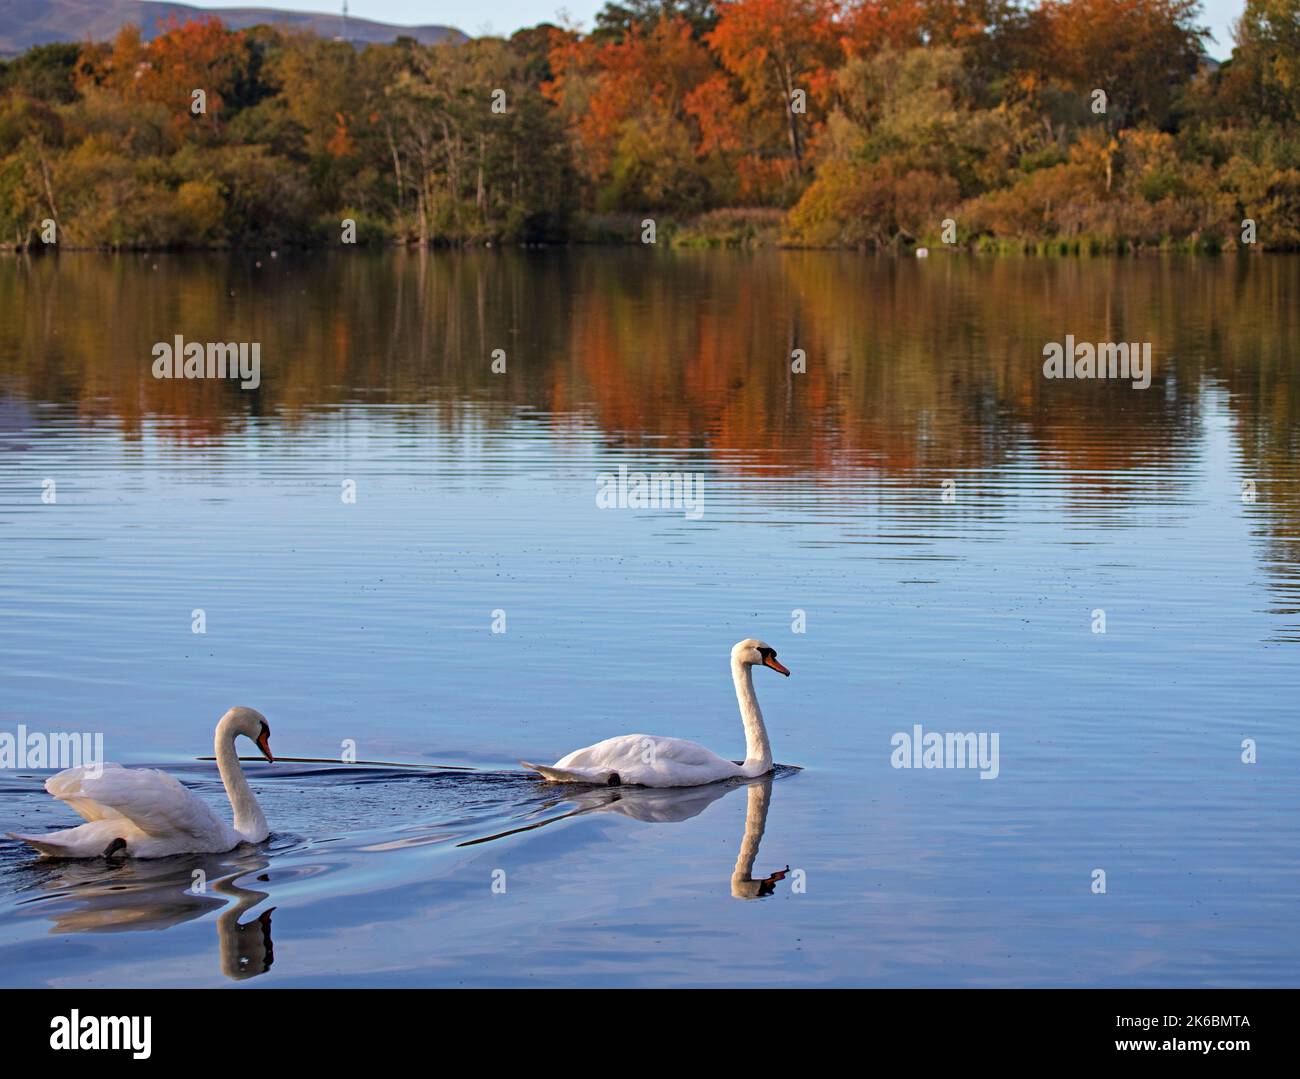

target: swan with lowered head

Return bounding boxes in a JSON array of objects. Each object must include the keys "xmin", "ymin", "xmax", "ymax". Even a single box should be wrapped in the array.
[
  {"xmin": 521, "ymin": 639, "xmax": 789, "ymax": 788},
  {"xmin": 7, "ymin": 707, "xmax": 274, "ymax": 859}
]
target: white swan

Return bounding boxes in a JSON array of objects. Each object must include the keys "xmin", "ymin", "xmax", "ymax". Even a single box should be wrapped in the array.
[
  {"xmin": 521, "ymin": 639, "xmax": 789, "ymax": 787},
  {"xmin": 7, "ymin": 707, "xmax": 274, "ymax": 859}
]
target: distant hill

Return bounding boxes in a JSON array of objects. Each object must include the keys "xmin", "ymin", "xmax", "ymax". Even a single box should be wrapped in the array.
[{"xmin": 0, "ymin": 0, "xmax": 466, "ymax": 57}]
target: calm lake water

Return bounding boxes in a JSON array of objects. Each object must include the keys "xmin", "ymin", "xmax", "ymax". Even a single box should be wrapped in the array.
[{"xmin": 0, "ymin": 250, "xmax": 1297, "ymax": 987}]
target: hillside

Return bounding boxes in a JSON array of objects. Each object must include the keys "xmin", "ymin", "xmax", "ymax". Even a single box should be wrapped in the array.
[{"xmin": 0, "ymin": 0, "xmax": 464, "ymax": 56}]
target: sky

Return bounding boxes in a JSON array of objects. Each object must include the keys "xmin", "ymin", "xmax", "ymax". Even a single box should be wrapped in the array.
[{"xmin": 196, "ymin": 0, "xmax": 1248, "ymax": 58}]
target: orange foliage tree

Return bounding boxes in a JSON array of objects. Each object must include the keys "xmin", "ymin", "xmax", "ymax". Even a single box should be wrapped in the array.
[
  {"xmin": 1032, "ymin": 0, "xmax": 1206, "ymax": 130},
  {"xmin": 130, "ymin": 17, "xmax": 244, "ymax": 134},
  {"xmin": 706, "ymin": 0, "xmax": 840, "ymax": 189},
  {"xmin": 547, "ymin": 18, "xmax": 718, "ymax": 209}
]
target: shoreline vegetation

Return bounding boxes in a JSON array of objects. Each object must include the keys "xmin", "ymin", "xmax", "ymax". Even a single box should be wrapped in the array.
[{"xmin": 1, "ymin": 0, "xmax": 1298, "ymax": 254}]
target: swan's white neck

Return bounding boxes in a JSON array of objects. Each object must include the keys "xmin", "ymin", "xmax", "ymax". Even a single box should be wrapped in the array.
[
  {"xmin": 732, "ymin": 655, "xmax": 773, "ymax": 778},
  {"xmin": 215, "ymin": 717, "xmax": 268, "ymax": 843}
]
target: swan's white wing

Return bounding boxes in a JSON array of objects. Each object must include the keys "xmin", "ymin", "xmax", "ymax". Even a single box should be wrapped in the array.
[
  {"xmin": 643, "ymin": 737, "xmax": 734, "ymax": 768},
  {"xmin": 556, "ymin": 735, "xmax": 702, "ymax": 769},
  {"xmin": 559, "ymin": 735, "xmax": 731, "ymax": 769},
  {"xmin": 46, "ymin": 764, "xmax": 129, "ymax": 822},
  {"xmin": 541, "ymin": 734, "xmax": 741, "ymax": 786},
  {"xmin": 46, "ymin": 764, "xmax": 229, "ymax": 840}
]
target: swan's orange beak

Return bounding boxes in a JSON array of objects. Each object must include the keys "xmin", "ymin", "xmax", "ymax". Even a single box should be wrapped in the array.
[
  {"xmin": 255, "ymin": 730, "xmax": 274, "ymax": 762},
  {"xmin": 762, "ymin": 654, "xmax": 791, "ymax": 677}
]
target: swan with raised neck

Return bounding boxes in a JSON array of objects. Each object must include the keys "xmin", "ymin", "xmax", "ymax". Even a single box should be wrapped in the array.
[
  {"xmin": 521, "ymin": 638, "xmax": 790, "ymax": 788},
  {"xmin": 8, "ymin": 706, "xmax": 274, "ymax": 858}
]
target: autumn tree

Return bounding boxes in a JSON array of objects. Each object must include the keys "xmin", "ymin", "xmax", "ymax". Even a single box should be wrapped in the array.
[
  {"xmin": 0, "ymin": 43, "xmax": 83, "ymax": 105},
  {"xmin": 787, "ymin": 46, "xmax": 1010, "ymax": 246},
  {"xmin": 1030, "ymin": 0, "xmax": 1206, "ymax": 131},
  {"xmin": 385, "ymin": 38, "xmax": 573, "ymax": 242},
  {"xmin": 1221, "ymin": 0, "xmax": 1300, "ymax": 124},
  {"xmin": 594, "ymin": 0, "xmax": 719, "ymax": 40},
  {"xmin": 135, "ymin": 17, "xmax": 249, "ymax": 136},
  {"xmin": 0, "ymin": 95, "xmax": 62, "ymax": 245},
  {"xmin": 706, "ymin": 0, "xmax": 839, "ymax": 187},
  {"xmin": 548, "ymin": 18, "xmax": 717, "ymax": 210}
]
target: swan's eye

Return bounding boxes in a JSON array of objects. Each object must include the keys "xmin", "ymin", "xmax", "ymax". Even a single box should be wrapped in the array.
[{"xmin": 260, "ymin": 721, "xmax": 270, "ymax": 737}]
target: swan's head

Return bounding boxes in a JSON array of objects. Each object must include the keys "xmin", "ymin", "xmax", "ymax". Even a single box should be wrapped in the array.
[
  {"xmin": 732, "ymin": 639, "xmax": 790, "ymax": 676},
  {"xmin": 223, "ymin": 706, "xmax": 274, "ymax": 762}
]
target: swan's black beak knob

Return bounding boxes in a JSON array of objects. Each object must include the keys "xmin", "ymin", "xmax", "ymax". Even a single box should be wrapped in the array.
[{"xmin": 762, "ymin": 654, "xmax": 790, "ymax": 676}]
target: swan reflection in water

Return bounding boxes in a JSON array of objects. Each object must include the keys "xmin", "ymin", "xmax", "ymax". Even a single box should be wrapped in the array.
[
  {"xmin": 15, "ymin": 850, "xmax": 276, "ymax": 980},
  {"xmin": 726, "ymin": 777, "xmax": 789, "ymax": 899},
  {"xmin": 463, "ymin": 770, "xmax": 792, "ymax": 899}
]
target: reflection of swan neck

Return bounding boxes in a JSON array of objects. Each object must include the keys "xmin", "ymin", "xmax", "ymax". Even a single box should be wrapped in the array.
[
  {"xmin": 732, "ymin": 656, "xmax": 772, "ymax": 777},
  {"xmin": 731, "ymin": 779, "xmax": 773, "ymax": 898},
  {"xmin": 215, "ymin": 871, "xmax": 275, "ymax": 980},
  {"xmin": 215, "ymin": 717, "xmax": 268, "ymax": 842}
]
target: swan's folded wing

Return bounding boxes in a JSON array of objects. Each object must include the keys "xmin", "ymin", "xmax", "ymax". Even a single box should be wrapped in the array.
[
  {"xmin": 46, "ymin": 763, "xmax": 129, "ymax": 822},
  {"xmin": 47, "ymin": 764, "xmax": 227, "ymax": 839},
  {"xmin": 650, "ymin": 737, "xmax": 729, "ymax": 767},
  {"xmin": 548, "ymin": 735, "xmax": 738, "ymax": 786}
]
